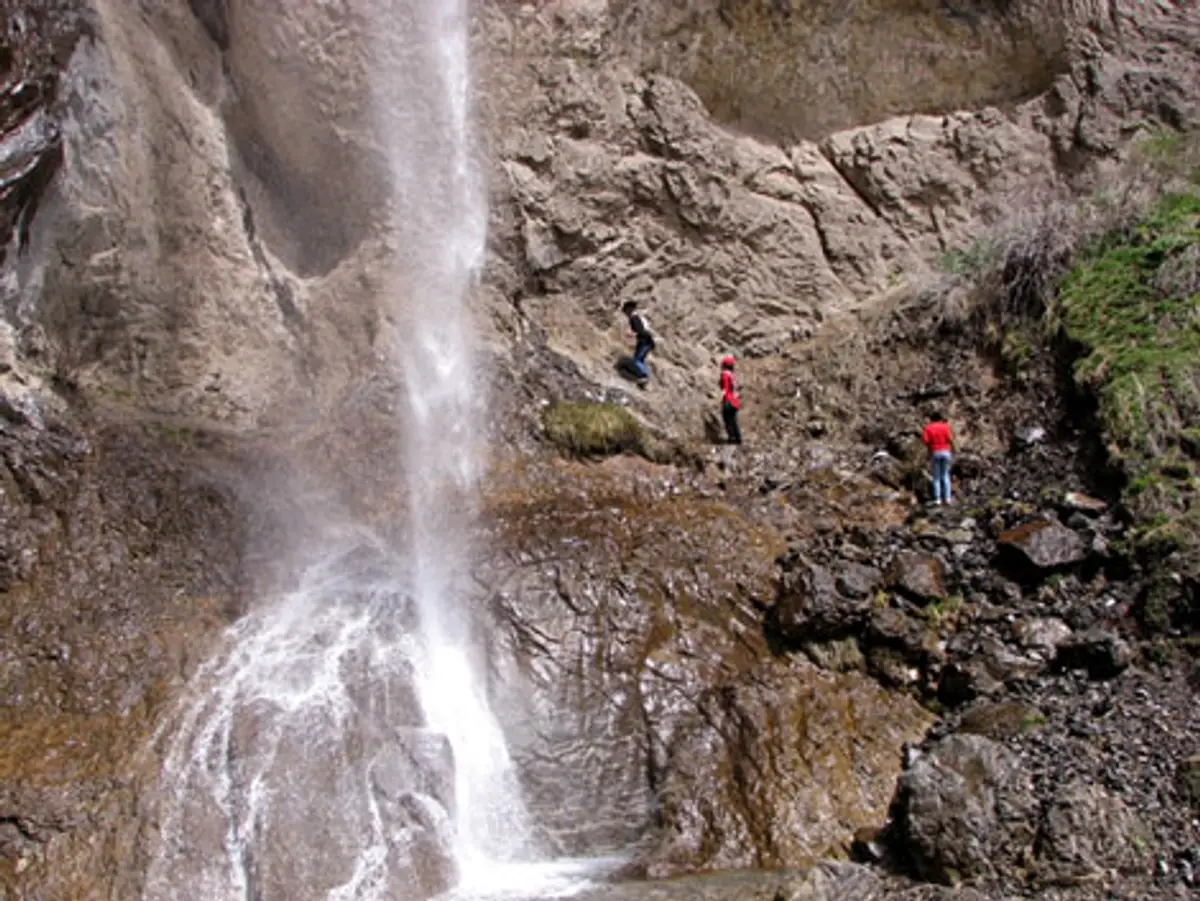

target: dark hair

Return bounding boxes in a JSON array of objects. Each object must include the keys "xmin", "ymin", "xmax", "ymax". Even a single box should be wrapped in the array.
[
  {"xmin": 930, "ymin": 410, "xmax": 945, "ymax": 422},
  {"xmin": 621, "ymin": 300, "xmax": 638, "ymax": 313}
]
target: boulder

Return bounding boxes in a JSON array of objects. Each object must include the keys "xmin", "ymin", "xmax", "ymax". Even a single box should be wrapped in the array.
[
  {"xmin": 886, "ymin": 553, "xmax": 945, "ymax": 604},
  {"xmin": 898, "ymin": 734, "xmax": 1038, "ymax": 885},
  {"xmin": 574, "ymin": 863, "xmax": 884, "ymax": 901},
  {"xmin": 997, "ymin": 520, "xmax": 1086, "ymax": 576},
  {"xmin": 884, "ymin": 889, "xmax": 990, "ymax": 901},
  {"xmin": 774, "ymin": 558, "xmax": 875, "ymax": 642},
  {"xmin": 936, "ymin": 635, "xmax": 1043, "ymax": 707},
  {"xmin": 1034, "ymin": 780, "xmax": 1149, "ymax": 882},
  {"xmin": 644, "ymin": 658, "xmax": 933, "ymax": 876},
  {"xmin": 836, "ymin": 562, "xmax": 884, "ymax": 600}
]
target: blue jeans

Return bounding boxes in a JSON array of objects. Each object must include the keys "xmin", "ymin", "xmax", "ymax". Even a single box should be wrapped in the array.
[
  {"xmin": 633, "ymin": 337, "xmax": 653, "ymax": 379},
  {"xmin": 931, "ymin": 451, "xmax": 952, "ymax": 502}
]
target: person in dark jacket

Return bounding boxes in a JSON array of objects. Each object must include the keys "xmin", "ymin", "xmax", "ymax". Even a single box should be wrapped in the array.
[
  {"xmin": 621, "ymin": 300, "xmax": 655, "ymax": 385},
  {"xmin": 720, "ymin": 354, "xmax": 741, "ymax": 445}
]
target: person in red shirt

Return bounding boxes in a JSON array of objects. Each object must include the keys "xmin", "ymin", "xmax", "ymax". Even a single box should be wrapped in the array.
[
  {"xmin": 921, "ymin": 411, "xmax": 954, "ymax": 505},
  {"xmin": 720, "ymin": 355, "xmax": 742, "ymax": 445}
]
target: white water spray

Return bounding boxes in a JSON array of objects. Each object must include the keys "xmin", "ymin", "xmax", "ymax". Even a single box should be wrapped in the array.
[{"xmin": 369, "ymin": 0, "xmax": 537, "ymax": 878}]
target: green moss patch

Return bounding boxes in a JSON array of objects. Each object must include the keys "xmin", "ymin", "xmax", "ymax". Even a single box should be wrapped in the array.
[{"xmin": 543, "ymin": 401, "xmax": 648, "ymax": 458}]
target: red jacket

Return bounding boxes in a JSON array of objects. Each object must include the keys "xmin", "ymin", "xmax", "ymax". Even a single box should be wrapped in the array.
[
  {"xmin": 721, "ymin": 369, "xmax": 741, "ymax": 410},
  {"xmin": 922, "ymin": 421, "xmax": 953, "ymax": 453}
]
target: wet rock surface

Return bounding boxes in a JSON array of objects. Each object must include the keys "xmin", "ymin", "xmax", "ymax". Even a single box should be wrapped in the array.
[
  {"xmin": 0, "ymin": 406, "xmax": 251, "ymax": 898},
  {"xmin": 898, "ymin": 734, "xmax": 1038, "ymax": 885}
]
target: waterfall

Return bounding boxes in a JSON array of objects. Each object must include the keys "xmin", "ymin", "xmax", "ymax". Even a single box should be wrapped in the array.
[
  {"xmin": 141, "ymin": 3, "xmax": 626, "ymax": 899},
  {"xmin": 140, "ymin": 2, "xmax": 540, "ymax": 899},
  {"xmin": 371, "ymin": 0, "xmax": 538, "ymax": 877}
]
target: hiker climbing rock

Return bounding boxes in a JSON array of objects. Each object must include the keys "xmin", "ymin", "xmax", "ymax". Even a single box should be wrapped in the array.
[
  {"xmin": 621, "ymin": 299, "xmax": 656, "ymax": 387},
  {"xmin": 922, "ymin": 410, "xmax": 954, "ymax": 505},
  {"xmin": 720, "ymin": 354, "xmax": 742, "ymax": 445}
]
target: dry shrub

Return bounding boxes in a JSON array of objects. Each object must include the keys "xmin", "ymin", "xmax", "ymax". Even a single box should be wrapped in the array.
[{"xmin": 922, "ymin": 126, "xmax": 1200, "ymax": 344}]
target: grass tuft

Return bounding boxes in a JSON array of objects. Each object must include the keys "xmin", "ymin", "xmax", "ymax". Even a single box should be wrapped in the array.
[{"xmin": 543, "ymin": 401, "xmax": 648, "ymax": 458}]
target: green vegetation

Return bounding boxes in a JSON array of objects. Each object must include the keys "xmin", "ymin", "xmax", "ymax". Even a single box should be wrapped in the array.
[
  {"xmin": 1059, "ymin": 187, "xmax": 1199, "ymax": 632},
  {"xmin": 543, "ymin": 401, "xmax": 649, "ymax": 458},
  {"xmin": 1058, "ymin": 191, "xmax": 1200, "ymax": 474},
  {"xmin": 923, "ymin": 592, "xmax": 963, "ymax": 627}
]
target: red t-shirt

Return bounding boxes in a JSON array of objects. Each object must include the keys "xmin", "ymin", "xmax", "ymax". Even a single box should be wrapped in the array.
[
  {"xmin": 721, "ymin": 370, "xmax": 741, "ymax": 410},
  {"xmin": 923, "ymin": 421, "xmax": 953, "ymax": 453}
]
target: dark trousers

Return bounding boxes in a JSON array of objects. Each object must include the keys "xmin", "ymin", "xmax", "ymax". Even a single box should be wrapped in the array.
[
  {"xmin": 722, "ymin": 401, "xmax": 741, "ymax": 444},
  {"xmin": 632, "ymin": 337, "xmax": 654, "ymax": 379}
]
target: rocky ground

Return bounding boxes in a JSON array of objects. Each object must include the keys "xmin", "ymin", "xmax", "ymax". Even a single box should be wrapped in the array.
[{"xmin": 493, "ymin": 267, "xmax": 1200, "ymax": 900}]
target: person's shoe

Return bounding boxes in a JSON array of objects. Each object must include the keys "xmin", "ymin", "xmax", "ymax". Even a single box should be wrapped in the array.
[{"xmin": 636, "ymin": 377, "xmax": 649, "ymax": 390}]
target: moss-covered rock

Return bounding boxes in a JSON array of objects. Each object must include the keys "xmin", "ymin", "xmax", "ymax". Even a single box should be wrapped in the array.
[{"xmin": 543, "ymin": 401, "xmax": 648, "ymax": 458}]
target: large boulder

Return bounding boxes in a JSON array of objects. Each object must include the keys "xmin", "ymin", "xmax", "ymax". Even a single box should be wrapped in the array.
[
  {"xmin": 644, "ymin": 657, "xmax": 932, "ymax": 876},
  {"xmin": 997, "ymin": 519, "xmax": 1087, "ymax": 577},
  {"xmin": 772, "ymin": 555, "xmax": 880, "ymax": 642},
  {"xmin": 1033, "ymin": 780, "xmax": 1149, "ymax": 884},
  {"xmin": 897, "ymin": 734, "xmax": 1038, "ymax": 885}
]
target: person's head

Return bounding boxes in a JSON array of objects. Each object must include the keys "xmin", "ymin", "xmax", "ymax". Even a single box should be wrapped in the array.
[
  {"xmin": 621, "ymin": 300, "xmax": 638, "ymax": 315},
  {"xmin": 721, "ymin": 354, "xmax": 736, "ymax": 370},
  {"xmin": 930, "ymin": 410, "xmax": 945, "ymax": 423}
]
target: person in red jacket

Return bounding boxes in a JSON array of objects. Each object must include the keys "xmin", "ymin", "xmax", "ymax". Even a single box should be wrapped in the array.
[
  {"xmin": 720, "ymin": 355, "xmax": 741, "ymax": 445},
  {"xmin": 921, "ymin": 411, "xmax": 954, "ymax": 505}
]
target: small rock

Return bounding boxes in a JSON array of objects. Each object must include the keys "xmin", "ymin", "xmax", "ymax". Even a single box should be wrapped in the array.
[
  {"xmin": 997, "ymin": 519, "xmax": 1086, "ymax": 574},
  {"xmin": 1064, "ymin": 511, "xmax": 1092, "ymax": 531},
  {"xmin": 1012, "ymin": 617, "xmax": 1072, "ymax": 654},
  {"xmin": 937, "ymin": 661, "xmax": 1002, "ymax": 706},
  {"xmin": 1062, "ymin": 491, "xmax": 1107, "ymax": 515},
  {"xmin": 851, "ymin": 825, "xmax": 887, "ymax": 863},
  {"xmin": 1012, "ymin": 425, "xmax": 1047, "ymax": 449},
  {"xmin": 1053, "ymin": 628, "xmax": 1134, "ymax": 679},
  {"xmin": 887, "ymin": 552, "xmax": 945, "ymax": 604},
  {"xmin": 866, "ymin": 645, "xmax": 921, "ymax": 688},
  {"xmin": 835, "ymin": 562, "xmax": 882, "ymax": 599},
  {"xmin": 1177, "ymin": 755, "xmax": 1200, "ymax": 809}
]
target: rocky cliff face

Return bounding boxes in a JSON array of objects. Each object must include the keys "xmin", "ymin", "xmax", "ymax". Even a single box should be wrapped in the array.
[
  {"xmin": 0, "ymin": 1, "xmax": 1198, "ymax": 899},
  {"xmin": 477, "ymin": 0, "xmax": 1199, "ymax": 427}
]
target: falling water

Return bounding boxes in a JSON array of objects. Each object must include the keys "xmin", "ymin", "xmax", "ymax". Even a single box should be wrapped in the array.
[
  {"xmin": 371, "ymin": 0, "xmax": 537, "ymax": 875},
  {"xmin": 140, "ymin": 2, "xmax": 615, "ymax": 900}
]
